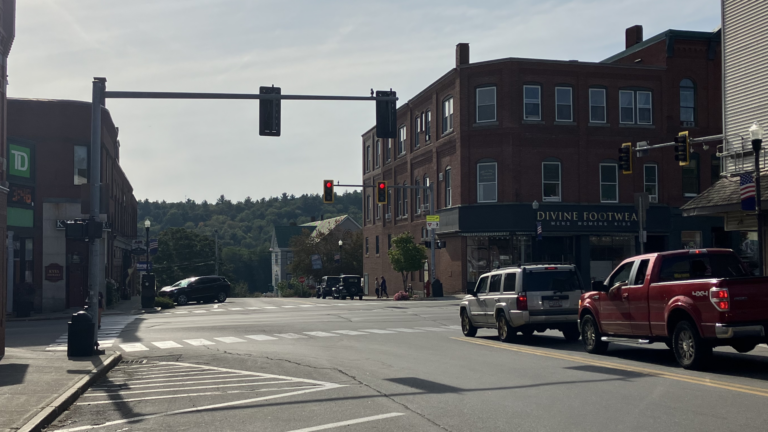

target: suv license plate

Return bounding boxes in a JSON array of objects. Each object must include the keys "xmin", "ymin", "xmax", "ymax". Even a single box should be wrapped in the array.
[{"xmin": 548, "ymin": 300, "xmax": 562, "ymax": 308}]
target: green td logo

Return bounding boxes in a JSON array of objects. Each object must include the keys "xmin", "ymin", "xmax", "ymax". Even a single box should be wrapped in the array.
[{"xmin": 9, "ymin": 144, "xmax": 30, "ymax": 178}]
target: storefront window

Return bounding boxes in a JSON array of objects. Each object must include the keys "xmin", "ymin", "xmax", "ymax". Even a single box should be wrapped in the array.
[
  {"xmin": 739, "ymin": 231, "xmax": 759, "ymax": 274},
  {"xmin": 466, "ymin": 235, "xmax": 520, "ymax": 292},
  {"xmin": 589, "ymin": 235, "xmax": 635, "ymax": 282},
  {"xmin": 681, "ymin": 231, "xmax": 702, "ymax": 249},
  {"xmin": 477, "ymin": 162, "xmax": 497, "ymax": 203}
]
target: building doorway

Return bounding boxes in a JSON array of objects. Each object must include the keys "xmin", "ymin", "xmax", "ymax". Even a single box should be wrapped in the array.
[{"xmin": 66, "ymin": 240, "xmax": 89, "ymax": 308}]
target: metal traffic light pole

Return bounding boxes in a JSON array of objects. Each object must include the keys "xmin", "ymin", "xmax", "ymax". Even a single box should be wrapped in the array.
[{"xmin": 88, "ymin": 78, "xmax": 106, "ymax": 352}]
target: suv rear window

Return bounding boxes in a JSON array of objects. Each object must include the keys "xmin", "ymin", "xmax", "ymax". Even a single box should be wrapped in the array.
[
  {"xmin": 325, "ymin": 277, "xmax": 340, "ymax": 286},
  {"xmin": 658, "ymin": 254, "xmax": 748, "ymax": 282},
  {"xmin": 522, "ymin": 270, "xmax": 582, "ymax": 292}
]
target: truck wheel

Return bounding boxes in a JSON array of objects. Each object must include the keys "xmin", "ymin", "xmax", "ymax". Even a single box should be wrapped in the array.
[
  {"xmin": 496, "ymin": 314, "xmax": 516, "ymax": 343},
  {"xmin": 581, "ymin": 315, "xmax": 609, "ymax": 354},
  {"xmin": 562, "ymin": 324, "xmax": 580, "ymax": 342},
  {"xmin": 461, "ymin": 310, "xmax": 478, "ymax": 337},
  {"xmin": 176, "ymin": 294, "xmax": 189, "ymax": 306},
  {"xmin": 731, "ymin": 341, "xmax": 758, "ymax": 354},
  {"xmin": 672, "ymin": 320, "xmax": 712, "ymax": 370}
]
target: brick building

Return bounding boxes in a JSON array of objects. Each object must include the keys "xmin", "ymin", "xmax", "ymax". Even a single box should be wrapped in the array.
[
  {"xmin": 6, "ymin": 98, "xmax": 138, "ymax": 314},
  {"xmin": 361, "ymin": 25, "xmax": 733, "ymax": 296}
]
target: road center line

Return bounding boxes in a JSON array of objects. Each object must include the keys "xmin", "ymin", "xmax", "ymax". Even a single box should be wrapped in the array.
[{"xmin": 284, "ymin": 413, "xmax": 405, "ymax": 432}]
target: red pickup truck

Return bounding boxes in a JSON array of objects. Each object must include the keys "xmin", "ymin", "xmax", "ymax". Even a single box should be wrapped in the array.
[{"xmin": 578, "ymin": 249, "xmax": 768, "ymax": 370}]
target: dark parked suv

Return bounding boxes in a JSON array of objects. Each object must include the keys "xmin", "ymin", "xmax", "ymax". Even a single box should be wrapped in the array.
[
  {"xmin": 332, "ymin": 275, "xmax": 363, "ymax": 300},
  {"xmin": 158, "ymin": 276, "xmax": 231, "ymax": 305},
  {"xmin": 316, "ymin": 276, "xmax": 341, "ymax": 299}
]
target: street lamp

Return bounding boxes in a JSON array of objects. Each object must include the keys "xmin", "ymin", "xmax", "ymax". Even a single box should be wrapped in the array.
[
  {"xmin": 144, "ymin": 219, "xmax": 151, "ymax": 274},
  {"xmin": 750, "ymin": 122, "xmax": 764, "ymax": 275},
  {"xmin": 338, "ymin": 239, "xmax": 343, "ymax": 276},
  {"xmin": 532, "ymin": 200, "xmax": 539, "ymax": 210}
]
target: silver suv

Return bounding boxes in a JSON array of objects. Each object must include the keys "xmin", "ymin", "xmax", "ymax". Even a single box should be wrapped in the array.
[{"xmin": 459, "ymin": 264, "xmax": 583, "ymax": 342}]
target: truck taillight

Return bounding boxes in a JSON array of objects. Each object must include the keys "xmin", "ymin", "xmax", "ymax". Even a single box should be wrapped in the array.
[
  {"xmin": 710, "ymin": 288, "xmax": 730, "ymax": 311},
  {"xmin": 517, "ymin": 293, "xmax": 528, "ymax": 311}
]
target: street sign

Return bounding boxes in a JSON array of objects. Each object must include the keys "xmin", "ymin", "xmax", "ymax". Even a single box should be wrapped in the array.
[
  {"xmin": 426, "ymin": 221, "xmax": 440, "ymax": 230},
  {"xmin": 311, "ymin": 254, "xmax": 322, "ymax": 270},
  {"xmin": 426, "ymin": 215, "xmax": 440, "ymax": 222},
  {"xmin": 137, "ymin": 261, "xmax": 153, "ymax": 271},
  {"xmin": 299, "ymin": 276, "xmax": 306, "ymax": 284}
]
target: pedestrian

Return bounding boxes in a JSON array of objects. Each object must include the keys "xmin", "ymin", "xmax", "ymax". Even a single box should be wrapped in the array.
[
  {"xmin": 375, "ymin": 277, "xmax": 380, "ymax": 298},
  {"xmin": 380, "ymin": 276, "xmax": 389, "ymax": 298},
  {"xmin": 98, "ymin": 291, "xmax": 104, "ymax": 330},
  {"xmin": 425, "ymin": 279, "xmax": 431, "ymax": 298}
]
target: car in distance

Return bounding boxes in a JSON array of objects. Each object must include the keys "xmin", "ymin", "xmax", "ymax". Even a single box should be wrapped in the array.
[
  {"xmin": 332, "ymin": 275, "xmax": 363, "ymax": 300},
  {"xmin": 579, "ymin": 249, "xmax": 768, "ymax": 370},
  {"xmin": 316, "ymin": 276, "xmax": 341, "ymax": 299},
  {"xmin": 460, "ymin": 264, "xmax": 583, "ymax": 342},
  {"xmin": 158, "ymin": 276, "xmax": 231, "ymax": 305}
]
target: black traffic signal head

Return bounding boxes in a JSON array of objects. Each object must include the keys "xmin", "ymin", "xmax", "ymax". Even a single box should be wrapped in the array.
[
  {"xmin": 323, "ymin": 180, "xmax": 334, "ymax": 203},
  {"xmin": 375, "ymin": 90, "xmax": 397, "ymax": 139},
  {"xmin": 376, "ymin": 181, "xmax": 387, "ymax": 204},
  {"xmin": 674, "ymin": 131, "xmax": 690, "ymax": 166},
  {"xmin": 618, "ymin": 143, "xmax": 632, "ymax": 174},
  {"xmin": 259, "ymin": 86, "xmax": 281, "ymax": 137}
]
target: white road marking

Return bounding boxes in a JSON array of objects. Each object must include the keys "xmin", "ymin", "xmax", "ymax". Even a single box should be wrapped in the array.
[
  {"xmin": 173, "ymin": 311, "xmax": 189, "ymax": 314},
  {"xmin": 359, "ymin": 329, "xmax": 397, "ymax": 334},
  {"xmin": 215, "ymin": 337, "xmax": 246, "ymax": 343},
  {"xmin": 89, "ymin": 379, "xmax": 296, "ymax": 395},
  {"xmin": 416, "ymin": 327, "xmax": 452, "ymax": 332},
  {"xmin": 127, "ymin": 370, "xmax": 236, "ymax": 379},
  {"xmin": 102, "ymin": 373, "xmax": 251, "ymax": 385},
  {"xmin": 119, "ymin": 343, "xmax": 149, "ymax": 352},
  {"xmin": 214, "ymin": 304, "xmax": 220, "ymax": 309},
  {"xmin": 151, "ymin": 341, "xmax": 183, "ymax": 349},
  {"xmin": 304, "ymin": 332, "xmax": 339, "ymax": 337},
  {"xmin": 299, "ymin": 305, "xmax": 314, "ymax": 307},
  {"xmin": 263, "ymin": 307, "xmax": 278, "ymax": 309},
  {"xmin": 46, "ymin": 346, "xmax": 67, "ymax": 351},
  {"xmin": 210, "ymin": 309, "xmax": 225, "ymax": 312},
  {"xmin": 192, "ymin": 310, "xmax": 208, "ymax": 313},
  {"xmin": 275, "ymin": 333, "xmax": 308, "ymax": 339},
  {"xmin": 332, "ymin": 330, "xmax": 368, "ymax": 336},
  {"xmin": 442, "ymin": 325, "xmax": 461, "ymax": 330},
  {"xmin": 388, "ymin": 328, "xmax": 424, "ymax": 333},
  {"xmin": 183, "ymin": 339, "xmax": 215, "ymax": 346},
  {"xmin": 245, "ymin": 334, "xmax": 278, "ymax": 341},
  {"xmin": 246, "ymin": 307, "xmax": 261, "ymax": 310},
  {"xmin": 77, "ymin": 385, "xmax": 321, "ymax": 405},
  {"xmin": 284, "ymin": 413, "xmax": 405, "ymax": 432},
  {"xmin": 229, "ymin": 307, "xmax": 244, "ymax": 310},
  {"xmin": 93, "ymin": 376, "xmax": 276, "ymax": 390},
  {"xmin": 282, "ymin": 306, "xmax": 298, "ymax": 308}
]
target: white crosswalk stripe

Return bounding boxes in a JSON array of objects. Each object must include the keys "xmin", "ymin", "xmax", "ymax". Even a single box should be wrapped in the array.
[
  {"xmin": 152, "ymin": 341, "xmax": 183, "ymax": 349},
  {"xmin": 192, "ymin": 310, "xmax": 208, "ymax": 313},
  {"xmin": 210, "ymin": 309, "xmax": 225, "ymax": 312},
  {"xmin": 215, "ymin": 337, "xmax": 247, "ymax": 343},
  {"xmin": 332, "ymin": 330, "xmax": 368, "ymax": 336},
  {"xmin": 388, "ymin": 328, "xmax": 424, "ymax": 332},
  {"xmin": 120, "ymin": 343, "xmax": 149, "ymax": 352},
  {"xmin": 229, "ymin": 308, "xmax": 244, "ymax": 310},
  {"xmin": 274, "ymin": 333, "xmax": 308, "ymax": 339},
  {"xmin": 246, "ymin": 307, "xmax": 261, "ymax": 310},
  {"xmin": 184, "ymin": 339, "xmax": 215, "ymax": 346},
  {"xmin": 47, "ymin": 315, "xmax": 138, "ymax": 351},
  {"xmin": 416, "ymin": 327, "xmax": 453, "ymax": 332},
  {"xmin": 304, "ymin": 331, "xmax": 339, "ymax": 337},
  {"xmin": 359, "ymin": 329, "xmax": 397, "ymax": 334},
  {"xmin": 245, "ymin": 335, "xmax": 278, "ymax": 341}
]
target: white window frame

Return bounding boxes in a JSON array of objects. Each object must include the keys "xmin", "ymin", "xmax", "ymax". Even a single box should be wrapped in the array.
[
  {"xmin": 599, "ymin": 163, "xmax": 619, "ymax": 203},
  {"xmin": 286, "ymin": 252, "xmax": 294, "ymax": 265},
  {"xmin": 403, "ymin": 181, "xmax": 409, "ymax": 216},
  {"xmin": 365, "ymin": 145, "xmax": 371, "ymax": 172},
  {"xmin": 415, "ymin": 179, "xmax": 421, "ymax": 214},
  {"xmin": 376, "ymin": 201, "xmax": 381, "ymax": 219},
  {"xmin": 397, "ymin": 185, "xmax": 403, "ymax": 217},
  {"xmin": 637, "ymin": 91, "xmax": 652, "ymax": 124},
  {"xmin": 442, "ymin": 97, "xmax": 454, "ymax": 134},
  {"xmin": 445, "ymin": 167, "xmax": 452, "ymax": 207},
  {"xmin": 476, "ymin": 86, "xmax": 497, "ymax": 123},
  {"xmin": 366, "ymin": 195, "xmax": 372, "ymax": 221},
  {"xmin": 477, "ymin": 162, "xmax": 498, "ymax": 203},
  {"xmin": 386, "ymin": 139, "xmax": 392, "ymax": 162},
  {"xmin": 644, "ymin": 164, "xmax": 658, "ymax": 202},
  {"xmin": 375, "ymin": 139, "xmax": 381, "ymax": 168},
  {"xmin": 398, "ymin": 126, "xmax": 406, "ymax": 155},
  {"xmin": 414, "ymin": 116, "xmax": 420, "ymax": 148},
  {"xmin": 425, "ymin": 110, "xmax": 432, "ymax": 141},
  {"xmin": 619, "ymin": 90, "xmax": 635, "ymax": 124},
  {"xmin": 555, "ymin": 87, "xmax": 573, "ymax": 122},
  {"xmin": 523, "ymin": 85, "xmax": 541, "ymax": 120},
  {"xmin": 589, "ymin": 88, "xmax": 606, "ymax": 123},
  {"xmin": 542, "ymin": 162, "xmax": 561, "ymax": 202}
]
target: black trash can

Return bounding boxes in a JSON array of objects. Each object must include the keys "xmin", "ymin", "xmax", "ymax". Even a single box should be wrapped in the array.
[
  {"xmin": 67, "ymin": 311, "xmax": 95, "ymax": 357},
  {"xmin": 432, "ymin": 279, "xmax": 444, "ymax": 298},
  {"xmin": 141, "ymin": 273, "xmax": 156, "ymax": 309}
]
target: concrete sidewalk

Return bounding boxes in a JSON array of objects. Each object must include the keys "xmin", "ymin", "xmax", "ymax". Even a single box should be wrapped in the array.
[{"xmin": 0, "ymin": 348, "xmax": 121, "ymax": 432}]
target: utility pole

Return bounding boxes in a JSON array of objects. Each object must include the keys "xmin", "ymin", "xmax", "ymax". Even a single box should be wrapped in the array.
[
  {"xmin": 88, "ymin": 78, "xmax": 106, "ymax": 353},
  {"xmin": 214, "ymin": 230, "xmax": 219, "ymax": 276}
]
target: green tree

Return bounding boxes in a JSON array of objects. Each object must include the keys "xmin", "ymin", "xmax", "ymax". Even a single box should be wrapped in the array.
[
  {"xmin": 152, "ymin": 228, "xmax": 220, "ymax": 287},
  {"xmin": 288, "ymin": 229, "xmax": 363, "ymax": 283},
  {"xmin": 388, "ymin": 232, "xmax": 427, "ymax": 291}
]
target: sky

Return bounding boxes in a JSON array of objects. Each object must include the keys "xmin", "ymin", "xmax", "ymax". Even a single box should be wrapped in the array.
[{"xmin": 11, "ymin": 0, "xmax": 722, "ymax": 203}]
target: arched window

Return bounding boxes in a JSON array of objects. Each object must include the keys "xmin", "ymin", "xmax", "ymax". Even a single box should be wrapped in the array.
[
  {"xmin": 680, "ymin": 79, "xmax": 695, "ymax": 126},
  {"xmin": 477, "ymin": 160, "xmax": 498, "ymax": 203},
  {"xmin": 683, "ymin": 152, "xmax": 700, "ymax": 197}
]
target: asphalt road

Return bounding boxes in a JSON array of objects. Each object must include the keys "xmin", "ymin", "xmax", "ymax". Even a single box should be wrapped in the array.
[{"xmin": 12, "ymin": 296, "xmax": 768, "ymax": 432}]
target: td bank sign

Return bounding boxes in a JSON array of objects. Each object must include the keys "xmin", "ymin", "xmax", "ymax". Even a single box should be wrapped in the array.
[{"xmin": 9, "ymin": 144, "xmax": 30, "ymax": 178}]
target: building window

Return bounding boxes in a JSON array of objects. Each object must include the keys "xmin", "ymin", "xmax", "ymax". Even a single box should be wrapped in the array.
[
  {"xmin": 476, "ymin": 86, "xmax": 496, "ymax": 123},
  {"xmin": 680, "ymin": 79, "xmax": 695, "ymax": 126},
  {"xmin": 442, "ymin": 97, "xmax": 454, "ymax": 134},
  {"xmin": 74, "ymin": 145, "xmax": 88, "ymax": 185},
  {"xmin": 644, "ymin": 164, "xmax": 658, "ymax": 202},
  {"xmin": 683, "ymin": 153, "xmax": 700, "ymax": 197},
  {"xmin": 542, "ymin": 161, "xmax": 561, "ymax": 202},
  {"xmin": 366, "ymin": 146, "xmax": 371, "ymax": 172},
  {"xmin": 365, "ymin": 237, "xmax": 369, "ymax": 255},
  {"xmin": 286, "ymin": 273, "xmax": 292, "ymax": 282},
  {"xmin": 414, "ymin": 116, "xmax": 420, "ymax": 149},
  {"xmin": 589, "ymin": 88, "xmax": 606, "ymax": 123},
  {"xmin": 403, "ymin": 181, "xmax": 409, "ymax": 216},
  {"xmin": 376, "ymin": 201, "xmax": 381, "ymax": 219},
  {"xmin": 415, "ymin": 179, "xmax": 421, "ymax": 214},
  {"xmin": 425, "ymin": 110, "xmax": 432, "ymax": 141},
  {"xmin": 600, "ymin": 163, "xmax": 618, "ymax": 203},
  {"xmin": 387, "ymin": 189, "xmax": 392, "ymax": 218},
  {"xmin": 388, "ymin": 234, "xmax": 392, "ymax": 250},
  {"xmin": 286, "ymin": 252, "xmax": 294, "ymax": 265},
  {"xmin": 637, "ymin": 91, "xmax": 652, "ymax": 124},
  {"xmin": 366, "ymin": 195, "xmax": 372, "ymax": 221},
  {"xmin": 375, "ymin": 236, "xmax": 380, "ymax": 255},
  {"xmin": 445, "ymin": 167, "xmax": 452, "ymax": 207},
  {"xmin": 477, "ymin": 162, "xmax": 498, "ymax": 203},
  {"xmin": 711, "ymin": 154, "xmax": 721, "ymax": 184},
  {"xmin": 555, "ymin": 87, "xmax": 573, "ymax": 122},
  {"xmin": 619, "ymin": 90, "xmax": 634, "ymax": 124},
  {"xmin": 398, "ymin": 126, "xmax": 406, "ymax": 155},
  {"xmin": 386, "ymin": 139, "xmax": 392, "ymax": 162},
  {"xmin": 375, "ymin": 139, "xmax": 381, "ymax": 167},
  {"xmin": 523, "ymin": 85, "xmax": 541, "ymax": 120},
  {"xmin": 682, "ymin": 231, "xmax": 702, "ymax": 249}
]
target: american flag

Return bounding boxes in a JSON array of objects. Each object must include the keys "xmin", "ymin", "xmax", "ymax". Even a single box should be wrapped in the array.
[
  {"xmin": 149, "ymin": 238, "xmax": 159, "ymax": 255},
  {"xmin": 740, "ymin": 173, "xmax": 756, "ymax": 211},
  {"xmin": 536, "ymin": 222, "xmax": 542, "ymax": 240}
]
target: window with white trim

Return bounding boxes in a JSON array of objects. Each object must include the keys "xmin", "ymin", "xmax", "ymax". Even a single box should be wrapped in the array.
[
  {"xmin": 476, "ymin": 86, "xmax": 496, "ymax": 123},
  {"xmin": 403, "ymin": 181, "xmax": 409, "ymax": 216},
  {"xmin": 542, "ymin": 161, "xmax": 561, "ymax": 202},
  {"xmin": 387, "ymin": 189, "xmax": 392, "ymax": 217},
  {"xmin": 397, "ymin": 184, "xmax": 402, "ymax": 217},
  {"xmin": 386, "ymin": 139, "xmax": 392, "ymax": 162},
  {"xmin": 414, "ymin": 116, "xmax": 420, "ymax": 149},
  {"xmin": 637, "ymin": 91, "xmax": 652, "ymax": 124},
  {"xmin": 365, "ymin": 145, "xmax": 371, "ymax": 172},
  {"xmin": 366, "ymin": 195, "xmax": 372, "ymax": 221},
  {"xmin": 600, "ymin": 163, "xmax": 618, "ymax": 203},
  {"xmin": 555, "ymin": 87, "xmax": 572, "ymax": 122},
  {"xmin": 523, "ymin": 85, "xmax": 541, "ymax": 120},
  {"xmin": 589, "ymin": 88, "xmax": 606, "ymax": 123},
  {"xmin": 644, "ymin": 164, "xmax": 658, "ymax": 202},
  {"xmin": 442, "ymin": 97, "xmax": 454, "ymax": 133},
  {"xmin": 680, "ymin": 79, "xmax": 695, "ymax": 126},
  {"xmin": 398, "ymin": 126, "xmax": 406, "ymax": 155},
  {"xmin": 619, "ymin": 90, "xmax": 634, "ymax": 124},
  {"xmin": 477, "ymin": 162, "xmax": 497, "ymax": 203},
  {"xmin": 375, "ymin": 139, "xmax": 381, "ymax": 167},
  {"xmin": 425, "ymin": 110, "xmax": 432, "ymax": 141},
  {"xmin": 620, "ymin": 90, "xmax": 653, "ymax": 125},
  {"xmin": 415, "ymin": 179, "xmax": 421, "ymax": 214},
  {"xmin": 445, "ymin": 167, "xmax": 452, "ymax": 207}
]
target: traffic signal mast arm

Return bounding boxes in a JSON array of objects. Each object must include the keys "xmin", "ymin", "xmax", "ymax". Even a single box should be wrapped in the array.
[{"xmin": 634, "ymin": 134, "xmax": 723, "ymax": 151}]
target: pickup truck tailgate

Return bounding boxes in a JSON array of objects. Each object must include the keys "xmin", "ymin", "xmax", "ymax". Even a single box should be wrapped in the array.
[{"xmin": 722, "ymin": 278, "xmax": 768, "ymax": 322}]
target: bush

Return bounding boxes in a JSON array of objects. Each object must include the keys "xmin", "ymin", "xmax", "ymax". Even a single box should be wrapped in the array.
[
  {"xmin": 393, "ymin": 291, "xmax": 410, "ymax": 301},
  {"xmin": 276, "ymin": 279, "xmax": 313, "ymax": 298},
  {"xmin": 154, "ymin": 297, "xmax": 175, "ymax": 309}
]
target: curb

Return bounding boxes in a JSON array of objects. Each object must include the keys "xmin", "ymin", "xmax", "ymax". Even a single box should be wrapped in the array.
[
  {"xmin": 7, "ymin": 315, "xmax": 73, "ymax": 322},
  {"xmin": 17, "ymin": 352, "xmax": 123, "ymax": 432}
]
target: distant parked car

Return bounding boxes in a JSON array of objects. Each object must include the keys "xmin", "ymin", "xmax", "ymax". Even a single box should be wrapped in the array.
[
  {"xmin": 316, "ymin": 276, "xmax": 341, "ymax": 299},
  {"xmin": 158, "ymin": 276, "xmax": 231, "ymax": 305},
  {"xmin": 332, "ymin": 275, "xmax": 363, "ymax": 300}
]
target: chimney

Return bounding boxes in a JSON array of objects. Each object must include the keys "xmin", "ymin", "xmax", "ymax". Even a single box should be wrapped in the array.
[
  {"xmin": 625, "ymin": 25, "xmax": 643, "ymax": 49},
  {"xmin": 456, "ymin": 43, "xmax": 470, "ymax": 67}
]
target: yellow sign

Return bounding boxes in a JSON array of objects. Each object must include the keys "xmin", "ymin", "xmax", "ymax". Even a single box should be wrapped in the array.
[{"xmin": 426, "ymin": 215, "xmax": 440, "ymax": 222}]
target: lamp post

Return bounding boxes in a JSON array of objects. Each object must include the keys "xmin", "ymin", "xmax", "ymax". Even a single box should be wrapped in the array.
[
  {"xmin": 750, "ymin": 122, "xmax": 764, "ymax": 276},
  {"xmin": 144, "ymin": 219, "xmax": 151, "ymax": 273},
  {"xmin": 338, "ymin": 239, "xmax": 343, "ymax": 276}
]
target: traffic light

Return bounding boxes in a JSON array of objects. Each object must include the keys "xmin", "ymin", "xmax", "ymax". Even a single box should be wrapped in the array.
[
  {"xmin": 323, "ymin": 180, "xmax": 334, "ymax": 203},
  {"xmin": 674, "ymin": 131, "xmax": 690, "ymax": 166},
  {"xmin": 618, "ymin": 142, "xmax": 632, "ymax": 174},
  {"xmin": 375, "ymin": 90, "xmax": 397, "ymax": 139},
  {"xmin": 376, "ymin": 181, "xmax": 387, "ymax": 204},
  {"xmin": 259, "ymin": 86, "xmax": 281, "ymax": 136}
]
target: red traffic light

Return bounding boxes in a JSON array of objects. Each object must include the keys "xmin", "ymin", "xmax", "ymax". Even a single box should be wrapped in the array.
[
  {"xmin": 378, "ymin": 183, "xmax": 385, "ymax": 189},
  {"xmin": 326, "ymin": 182, "xmax": 332, "ymax": 188}
]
